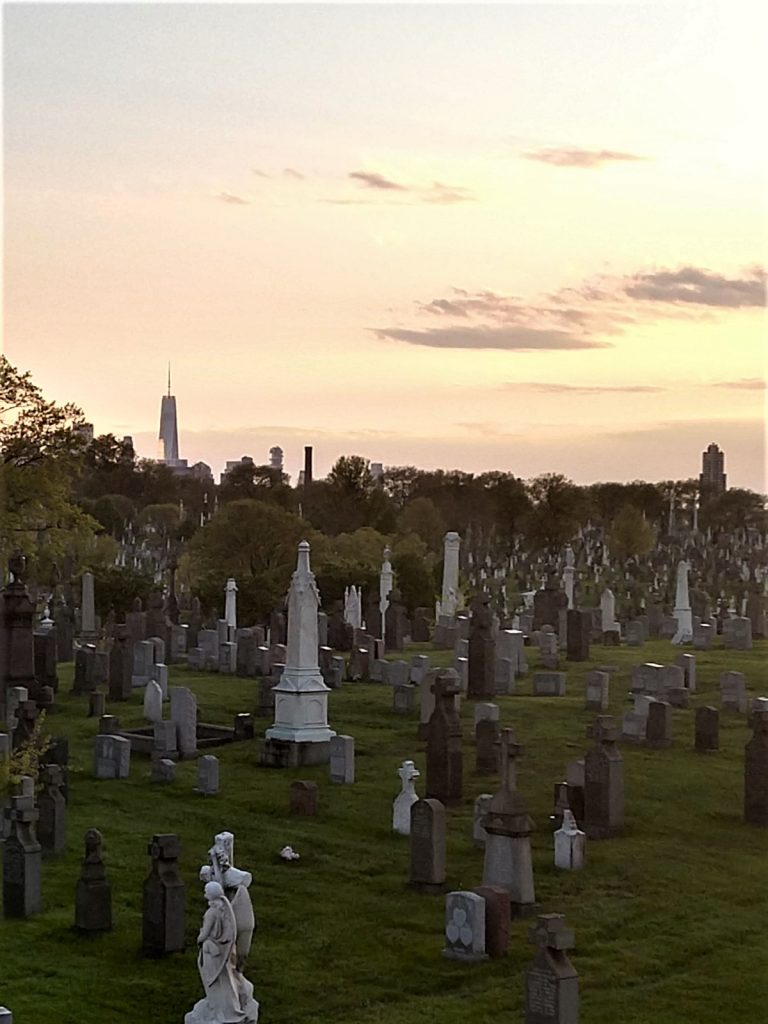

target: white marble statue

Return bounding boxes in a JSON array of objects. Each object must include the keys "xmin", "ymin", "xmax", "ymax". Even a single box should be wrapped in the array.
[
  {"xmin": 392, "ymin": 760, "xmax": 420, "ymax": 836},
  {"xmin": 199, "ymin": 832, "xmax": 255, "ymax": 971},
  {"xmin": 185, "ymin": 881, "xmax": 259, "ymax": 1024}
]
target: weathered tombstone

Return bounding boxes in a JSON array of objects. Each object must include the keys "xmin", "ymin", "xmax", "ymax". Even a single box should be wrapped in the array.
[
  {"xmin": 99, "ymin": 714, "xmax": 120, "ymax": 735},
  {"xmin": 744, "ymin": 709, "xmax": 768, "ymax": 827},
  {"xmin": 47, "ymin": 736, "xmax": 69, "ymax": 804},
  {"xmin": 471, "ymin": 885, "xmax": 510, "ymax": 958},
  {"xmin": 37, "ymin": 764, "xmax": 66, "ymax": 856},
  {"xmin": 132, "ymin": 639, "xmax": 155, "ymax": 688},
  {"xmin": 93, "ymin": 734, "xmax": 131, "ymax": 779},
  {"xmin": 143, "ymin": 678, "xmax": 163, "ymax": 723},
  {"xmin": 33, "ymin": 629, "xmax": 58, "ymax": 695},
  {"xmin": 142, "ymin": 834, "xmax": 185, "ymax": 955},
  {"xmin": 723, "ymin": 616, "xmax": 752, "ymax": 651},
  {"xmin": 533, "ymin": 671, "xmax": 566, "ymax": 697},
  {"xmin": 384, "ymin": 590, "xmax": 408, "ymax": 652},
  {"xmin": 565, "ymin": 761, "xmax": 584, "ymax": 827},
  {"xmin": 393, "ymin": 760, "xmax": 420, "ymax": 835},
  {"xmin": 75, "ymin": 828, "xmax": 112, "ymax": 933},
  {"xmin": 695, "ymin": 706, "xmax": 719, "ymax": 752},
  {"xmin": 720, "ymin": 671, "xmax": 747, "ymax": 713},
  {"xmin": 442, "ymin": 891, "xmax": 487, "ymax": 962},
  {"xmin": 409, "ymin": 798, "xmax": 446, "ymax": 892},
  {"xmin": 481, "ymin": 729, "xmax": 536, "ymax": 917},
  {"xmin": 196, "ymin": 755, "xmax": 219, "ymax": 796},
  {"xmin": 693, "ymin": 621, "xmax": 713, "ymax": 650},
  {"xmin": 329, "ymin": 734, "xmax": 355, "ymax": 784},
  {"xmin": 584, "ymin": 670, "xmax": 609, "ymax": 711},
  {"xmin": 566, "ymin": 610, "xmax": 591, "ymax": 662},
  {"xmin": 153, "ymin": 720, "xmax": 178, "ymax": 761},
  {"xmin": 467, "ymin": 593, "xmax": 496, "ymax": 700},
  {"xmin": 88, "ymin": 691, "xmax": 106, "ymax": 718},
  {"xmin": 233, "ymin": 713, "xmax": 254, "ymax": 742},
  {"xmin": 646, "ymin": 701, "xmax": 673, "ymax": 749},
  {"xmin": 11, "ymin": 700, "xmax": 39, "ymax": 750},
  {"xmin": 425, "ymin": 670, "xmax": 463, "ymax": 804},
  {"xmin": 473, "ymin": 793, "xmax": 493, "ymax": 848},
  {"xmin": 2, "ymin": 777, "xmax": 41, "ymax": 918},
  {"xmin": 625, "ymin": 620, "xmax": 644, "ymax": 647},
  {"xmin": 393, "ymin": 683, "xmax": 418, "ymax": 715},
  {"xmin": 584, "ymin": 716, "xmax": 623, "ymax": 839},
  {"xmin": 675, "ymin": 653, "xmax": 696, "ymax": 692},
  {"xmin": 170, "ymin": 686, "xmax": 197, "ymax": 758},
  {"xmin": 554, "ymin": 810, "xmax": 585, "ymax": 871},
  {"xmin": 475, "ymin": 718, "xmax": 500, "ymax": 775},
  {"xmin": 525, "ymin": 914, "xmax": 579, "ymax": 1024},
  {"xmin": 289, "ymin": 780, "xmax": 319, "ymax": 816}
]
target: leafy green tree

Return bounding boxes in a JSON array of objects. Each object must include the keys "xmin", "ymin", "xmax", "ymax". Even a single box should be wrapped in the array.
[
  {"xmin": 92, "ymin": 565, "xmax": 155, "ymax": 617},
  {"xmin": 397, "ymin": 497, "xmax": 446, "ymax": 553},
  {"xmin": 700, "ymin": 488, "xmax": 767, "ymax": 536},
  {"xmin": 607, "ymin": 504, "xmax": 656, "ymax": 560},
  {"xmin": 522, "ymin": 473, "xmax": 590, "ymax": 554}
]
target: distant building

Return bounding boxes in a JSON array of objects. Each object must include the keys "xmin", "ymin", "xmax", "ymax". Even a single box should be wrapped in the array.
[
  {"xmin": 221, "ymin": 455, "xmax": 254, "ymax": 485},
  {"xmin": 269, "ymin": 446, "xmax": 284, "ymax": 472},
  {"xmin": 154, "ymin": 366, "xmax": 211, "ymax": 479},
  {"xmin": 700, "ymin": 442, "xmax": 727, "ymax": 495},
  {"xmin": 75, "ymin": 422, "xmax": 94, "ymax": 444}
]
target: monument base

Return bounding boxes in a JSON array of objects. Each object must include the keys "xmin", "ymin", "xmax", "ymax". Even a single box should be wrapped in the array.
[{"xmin": 260, "ymin": 738, "xmax": 332, "ymax": 768}]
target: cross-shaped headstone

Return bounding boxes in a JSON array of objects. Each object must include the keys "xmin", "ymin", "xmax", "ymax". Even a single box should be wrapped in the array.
[
  {"xmin": 586, "ymin": 714, "xmax": 618, "ymax": 745},
  {"xmin": 496, "ymin": 727, "xmax": 520, "ymax": 792},
  {"xmin": 528, "ymin": 912, "xmax": 575, "ymax": 952}
]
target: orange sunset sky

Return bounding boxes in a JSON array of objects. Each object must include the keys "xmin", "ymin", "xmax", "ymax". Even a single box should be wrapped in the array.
[{"xmin": 4, "ymin": 2, "xmax": 767, "ymax": 488}]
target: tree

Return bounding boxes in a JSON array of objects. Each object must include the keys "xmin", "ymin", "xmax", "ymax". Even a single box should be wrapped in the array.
[
  {"xmin": 700, "ymin": 488, "xmax": 767, "ymax": 536},
  {"xmin": 219, "ymin": 461, "xmax": 291, "ymax": 507},
  {"xmin": 607, "ymin": 504, "xmax": 656, "ymax": 561},
  {"xmin": 397, "ymin": 497, "xmax": 446, "ymax": 553},
  {"xmin": 522, "ymin": 474, "xmax": 590, "ymax": 554}
]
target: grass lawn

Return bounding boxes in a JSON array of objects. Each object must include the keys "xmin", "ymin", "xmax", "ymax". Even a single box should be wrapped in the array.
[{"xmin": 2, "ymin": 637, "xmax": 767, "ymax": 1023}]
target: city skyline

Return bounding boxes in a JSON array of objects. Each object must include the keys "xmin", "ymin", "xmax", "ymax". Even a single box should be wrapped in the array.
[{"xmin": 4, "ymin": 3, "xmax": 767, "ymax": 490}]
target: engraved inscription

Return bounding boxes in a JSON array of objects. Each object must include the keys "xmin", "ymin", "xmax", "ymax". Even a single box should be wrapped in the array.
[{"xmin": 528, "ymin": 967, "xmax": 557, "ymax": 1017}]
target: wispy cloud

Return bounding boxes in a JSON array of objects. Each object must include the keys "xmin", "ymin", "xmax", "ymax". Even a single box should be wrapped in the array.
[
  {"xmin": 712, "ymin": 377, "xmax": 766, "ymax": 390},
  {"xmin": 251, "ymin": 168, "xmax": 270, "ymax": 178},
  {"xmin": 500, "ymin": 382, "xmax": 664, "ymax": 394},
  {"xmin": 522, "ymin": 147, "xmax": 646, "ymax": 168},
  {"xmin": 624, "ymin": 266, "xmax": 767, "ymax": 308},
  {"xmin": 350, "ymin": 170, "xmax": 408, "ymax": 191},
  {"xmin": 283, "ymin": 168, "xmax": 305, "ymax": 180},
  {"xmin": 215, "ymin": 191, "xmax": 250, "ymax": 205},
  {"xmin": 373, "ymin": 325, "xmax": 610, "ymax": 351}
]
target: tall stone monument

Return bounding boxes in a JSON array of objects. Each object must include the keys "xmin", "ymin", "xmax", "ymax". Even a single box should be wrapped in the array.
[
  {"xmin": 671, "ymin": 560, "xmax": 693, "ymax": 644},
  {"xmin": 467, "ymin": 593, "xmax": 496, "ymax": 700},
  {"xmin": 425, "ymin": 670, "xmax": 463, "ymax": 804},
  {"xmin": 0, "ymin": 554, "xmax": 37, "ymax": 721},
  {"xmin": 584, "ymin": 716, "xmax": 624, "ymax": 839},
  {"xmin": 525, "ymin": 914, "xmax": 579, "ymax": 1024},
  {"xmin": 263, "ymin": 541, "xmax": 336, "ymax": 766},
  {"xmin": 438, "ymin": 532, "xmax": 461, "ymax": 619}
]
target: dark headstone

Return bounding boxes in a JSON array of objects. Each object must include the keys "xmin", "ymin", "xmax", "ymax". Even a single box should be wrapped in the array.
[
  {"xmin": 584, "ymin": 716, "xmax": 624, "ymax": 840},
  {"xmin": 2, "ymin": 783, "xmax": 41, "ymax": 918},
  {"xmin": 411, "ymin": 608, "xmax": 431, "ymax": 643},
  {"xmin": 33, "ymin": 630, "xmax": 58, "ymax": 695},
  {"xmin": 0, "ymin": 558, "xmax": 37, "ymax": 720},
  {"xmin": 566, "ymin": 610, "xmax": 591, "ymax": 662},
  {"xmin": 695, "ymin": 706, "xmax": 719, "ymax": 753},
  {"xmin": 384, "ymin": 590, "xmax": 408, "ymax": 653},
  {"xmin": 409, "ymin": 798, "xmax": 446, "ymax": 892},
  {"xmin": 233, "ymin": 713, "xmax": 254, "ymax": 742},
  {"xmin": 75, "ymin": 828, "xmax": 112, "ymax": 932},
  {"xmin": 472, "ymin": 885, "xmax": 510, "ymax": 958},
  {"xmin": 142, "ymin": 834, "xmax": 186, "ymax": 956},
  {"xmin": 37, "ymin": 764, "xmax": 66, "ymax": 857},
  {"xmin": 47, "ymin": 736, "xmax": 69, "ymax": 803},
  {"xmin": 88, "ymin": 691, "xmax": 106, "ymax": 719},
  {"xmin": 475, "ymin": 718, "xmax": 500, "ymax": 775},
  {"xmin": 467, "ymin": 593, "xmax": 496, "ymax": 700},
  {"xmin": 289, "ymin": 780, "xmax": 319, "ymax": 816},
  {"xmin": 645, "ymin": 701, "xmax": 672, "ymax": 749},
  {"xmin": 744, "ymin": 710, "xmax": 768, "ymax": 827},
  {"xmin": 425, "ymin": 670, "xmax": 463, "ymax": 804},
  {"xmin": 525, "ymin": 914, "xmax": 579, "ymax": 1024},
  {"xmin": 532, "ymin": 573, "xmax": 568, "ymax": 632}
]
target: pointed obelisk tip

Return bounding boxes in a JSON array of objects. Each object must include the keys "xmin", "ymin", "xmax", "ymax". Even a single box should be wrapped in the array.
[
  {"xmin": 167, "ymin": 361, "xmax": 171, "ymax": 396},
  {"xmin": 297, "ymin": 539, "xmax": 311, "ymax": 573}
]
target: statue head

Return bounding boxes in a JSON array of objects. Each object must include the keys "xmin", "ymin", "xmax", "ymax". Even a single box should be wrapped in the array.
[{"xmin": 204, "ymin": 880, "xmax": 225, "ymax": 903}]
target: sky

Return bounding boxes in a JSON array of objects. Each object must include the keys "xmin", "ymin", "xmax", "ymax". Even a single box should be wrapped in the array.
[{"xmin": 4, "ymin": 1, "xmax": 767, "ymax": 489}]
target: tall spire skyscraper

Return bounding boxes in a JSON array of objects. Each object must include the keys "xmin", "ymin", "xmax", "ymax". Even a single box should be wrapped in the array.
[{"xmin": 159, "ymin": 363, "xmax": 180, "ymax": 464}]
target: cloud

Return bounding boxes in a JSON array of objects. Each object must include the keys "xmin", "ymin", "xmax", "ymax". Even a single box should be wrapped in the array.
[
  {"xmin": 624, "ymin": 266, "xmax": 766, "ymax": 307},
  {"xmin": 522, "ymin": 147, "xmax": 646, "ymax": 168},
  {"xmin": 712, "ymin": 377, "xmax": 766, "ymax": 390},
  {"xmin": 424, "ymin": 181, "xmax": 474, "ymax": 204},
  {"xmin": 251, "ymin": 168, "xmax": 270, "ymax": 178},
  {"xmin": 373, "ymin": 325, "xmax": 610, "ymax": 351},
  {"xmin": 215, "ymin": 192, "xmax": 250, "ymax": 205},
  {"xmin": 349, "ymin": 170, "xmax": 408, "ymax": 191},
  {"xmin": 283, "ymin": 168, "xmax": 305, "ymax": 180},
  {"xmin": 500, "ymin": 382, "xmax": 665, "ymax": 394}
]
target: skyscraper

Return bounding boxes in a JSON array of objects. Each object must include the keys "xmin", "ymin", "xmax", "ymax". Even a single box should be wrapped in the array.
[
  {"xmin": 699, "ymin": 442, "xmax": 726, "ymax": 495},
  {"xmin": 159, "ymin": 364, "xmax": 180, "ymax": 464}
]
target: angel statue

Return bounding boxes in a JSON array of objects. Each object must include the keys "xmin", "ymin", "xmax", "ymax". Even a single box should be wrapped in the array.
[{"xmin": 199, "ymin": 831, "xmax": 255, "ymax": 971}]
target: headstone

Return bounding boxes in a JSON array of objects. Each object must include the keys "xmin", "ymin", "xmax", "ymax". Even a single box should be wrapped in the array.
[
  {"xmin": 566, "ymin": 609, "xmax": 591, "ymax": 662},
  {"xmin": 88, "ymin": 691, "xmax": 106, "ymax": 718},
  {"xmin": 152, "ymin": 758, "xmax": 177, "ymax": 784},
  {"xmin": 196, "ymin": 755, "xmax": 219, "ymax": 795},
  {"xmin": 744, "ymin": 709, "xmax": 768, "ymax": 826},
  {"xmin": 442, "ymin": 891, "xmax": 487, "ymax": 962},
  {"xmin": 467, "ymin": 593, "xmax": 496, "ymax": 699},
  {"xmin": 625, "ymin": 620, "xmax": 644, "ymax": 647},
  {"xmin": 584, "ymin": 716, "xmax": 623, "ymax": 839},
  {"xmin": 393, "ymin": 683, "xmax": 418, "ymax": 715},
  {"xmin": 142, "ymin": 834, "xmax": 186, "ymax": 955},
  {"xmin": 170, "ymin": 686, "xmax": 198, "ymax": 758},
  {"xmin": 693, "ymin": 621, "xmax": 713, "ymax": 650},
  {"xmin": 554, "ymin": 809, "xmax": 585, "ymax": 871},
  {"xmin": 723, "ymin": 616, "xmax": 752, "ymax": 651},
  {"xmin": 37, "ymin": 764, "xmax": 66, "ymax": 856},
  {"xmin": 132, "ymin": 640, "xmax": 155, "ymax": 688},
  {"xmin": 93, "ymin": 734, "xmax": 131, "ymax": 779},
  {"xmin": 99, "ymin": 714, "xmax": 120, "ymax": 735},
  {"xmin": 675, "ymin": 653, "xmax": 696, "ymax": 692},
  {"xmin": 533, "ymin": 672, "xmax": 566, "ymax": 697},
  {"xmin": 329, "ymin": 734, "xmax": 355, "ymax": 784},
  {"xmin": 393, "ymin": 760, "xmax": 420, "ymax": 836},
  {"xmin": 153, "ymin": 720, "xmax": 179, "ymax": 761},
  {"xmin": 75, "ymin": 828, "xmax": 112, "ymax": 932},
  {"xmin": 646, "ymin": 701, "xmax": 673, "ymax": 749},
  {"xmin": 108, "ymin": 625, "xmax": 133, "ymax": 701},
  {"xmin": 471, "ymin": 885, "xmax": 510, "ymax": 958},
  {"xmin": 695, "ymin": 706, "xmax": 719, "ymax": 753},
  {"xmin": 525, "ymin": 914, "xmax": 579, "ymax": 1024},
  {"xmin": 720, "ymin": 671, "xmax": 747, "ymax": 713},
  {"xmin": 425, "ymin": 670, "xmax": 463, "ymax": 804},
  {"xmin": 2, "ymin": 778, "xmax": 42, "ymax": 917},
  {"xmin": 584, "ymin": 671, "xmax": 609, "ymax": 711},
  {"xmin": 289, "ymin": 780, "xmax": 319, "ymax": 816},
  {"xmin": 475, "ymin": 718, "xmax": 500, "ymax": 775},
  {"xmin": 409, "ymin": 798, "xmax": 446, "ymax": 892},
  {"xmin": 384, "ymin": 590, "xmax": 408, "ymax": 653},
  {"xmin": 565, "ymin": 760, "xmax": 585, "ymax": 826}
]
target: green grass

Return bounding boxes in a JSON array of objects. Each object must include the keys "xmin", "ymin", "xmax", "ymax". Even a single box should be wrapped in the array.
[{"xmin": 2, "ymin": 638, "xmax": 768, "ymax": 1023}]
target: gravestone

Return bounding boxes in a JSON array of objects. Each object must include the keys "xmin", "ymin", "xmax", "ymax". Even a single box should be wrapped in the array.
[
  {"xmin": 153, "ymin": 721, "xmax": 178, "ymax": 761},
  {"xmin": 93, "ymin": 734, "xmax": 131, "ymax": 779},
  {"xmin": 0, "ymin": 555, "xmax": 37, "ymax": 721},
  {"xmin": 720, "ymin": 671, "xmax": 747, "ymax": 713},
  {"xmin": 142, "ymin": 834, "xmax": 186, "ymax": 955},
  {"xmin": 329, "ymin": 734, "xmax": 355, "ymax": 784},
  {"xmin": 525, "ymin": 914, "xmax": 579, "ymax": 1024},
  {"xmin": 532, "ymin": 573, "xmax": 568, "ymax": 632},
  {"xmin": 47, "ymin": 736, "xmax": 69, "ymax": 804},
  {"xmin": 152, "ymin": 758, "xmax": 176, "ymax": 784},
  {"xmin": 196, "ymin": 755, "xmax": 219, "ymax": 796},
  {"xmin": 533, "ymin": 672, "xmax": 566, "ymax": 697},
  {"xmin": 442, "ymin": 891, "xmax": 487, "ymax": 962},
  {"xmin": 693, "ymin": 622, "xmax": 713, "ymax": 650},
  {"xmin": 475, "ymin": 718, "xmax": 500, "ymax": 775},
  {"xmin": 554, "ymin": 810, "xmax": 585, "ymax": 871},
  {"xmin": 88, "ymin": 691, "xmax": 106, "ymax": 718},
  {"xmin": 99, "ymin": 714, "xmax": 120, "ymax": 735},
  {"xmin": 723, "ymin": 616, "xmax": 752, "ymax": 651},
  {"xmin": 392, "ymin": 760, "xmax": 420, "ymax": 836},
  {"xmin": 384, "ymin": 590, "xmax": 408, "ymax": 652},
  {"xmin": 625, "ymin": 620, "xmax": 644, "ymax": 647},
  {"xmin": 471, "ymin": 885, "xmax": 510, "ymax": 958},
  {"xmin": 290, "ymin": 780, "xmax": 319, "ymax": 816},
  {"xmin": 467, "ymin": 593, "xmax": 496, "ymax": 700},
  {"xmin": 425, "ymin": 670, "xmax": 463, "ymax": 804},
  {"xmin": 2, "ymin": 778, "xmax": 41, "ymax": 918},
  {"xmin": 646, "ymin": 701, "xmax": 673, "ymax": 749},
  {"xmin": 744, "ymin": 709, "xmax": 768, "ymax": 827},
  {"xmin": 75, "ymin": 828, "xmax": 112, "ymax": 933},
  {"xmin": 170, "ymin": 687, "xmax": 197, "ymax": 758},
  {"xmin": 584, "ymin": 716, "xmax": 624, "ymax": 839},
  {"xmin": 566, "ymin": 610, "xmax": 591, "ymax": 662},
  {"xmin": 37, "ymin": 764, "xmax": 66, "ymax": 856},
  {"xmin": 473, "ymin": 793, "xmax": 493, "ymax": 848},
  {"xmin": 584, "ymin": 671, "xmax": 609, "ymax": 711},
  {"xmin": 675, "ymin": 653, "xmax": 696, "ymax": 692},
  {"xmin": 409, "ymin": 798, "xmax": 446, "ymax": 892},
  {"xmin": 33, "ymin": 629, "xmax": 58, "ymax": 695},
  {"xmin": 143, "ymin": 678, "xmax": 163, "ymax": 723},
  {"xmin": 695, "ymin": 706, "xmax": 719, "ymax": 753},
  {"xmin": 474, "ymin": 702, "xmax": 499, "ymax": 727},
  {"xmin": 393, "ymin": 683, "xmax": 418, "ymax": 715}
]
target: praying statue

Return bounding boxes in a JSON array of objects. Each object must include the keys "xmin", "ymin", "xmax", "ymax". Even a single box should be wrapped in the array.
[
  {"xmin": 199, "ymin": 831, "xmax": 255, "ymax": 971},
  {"xmin": 184, "ymin": 881, "xmax": 259, "ymax": 1024}
]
